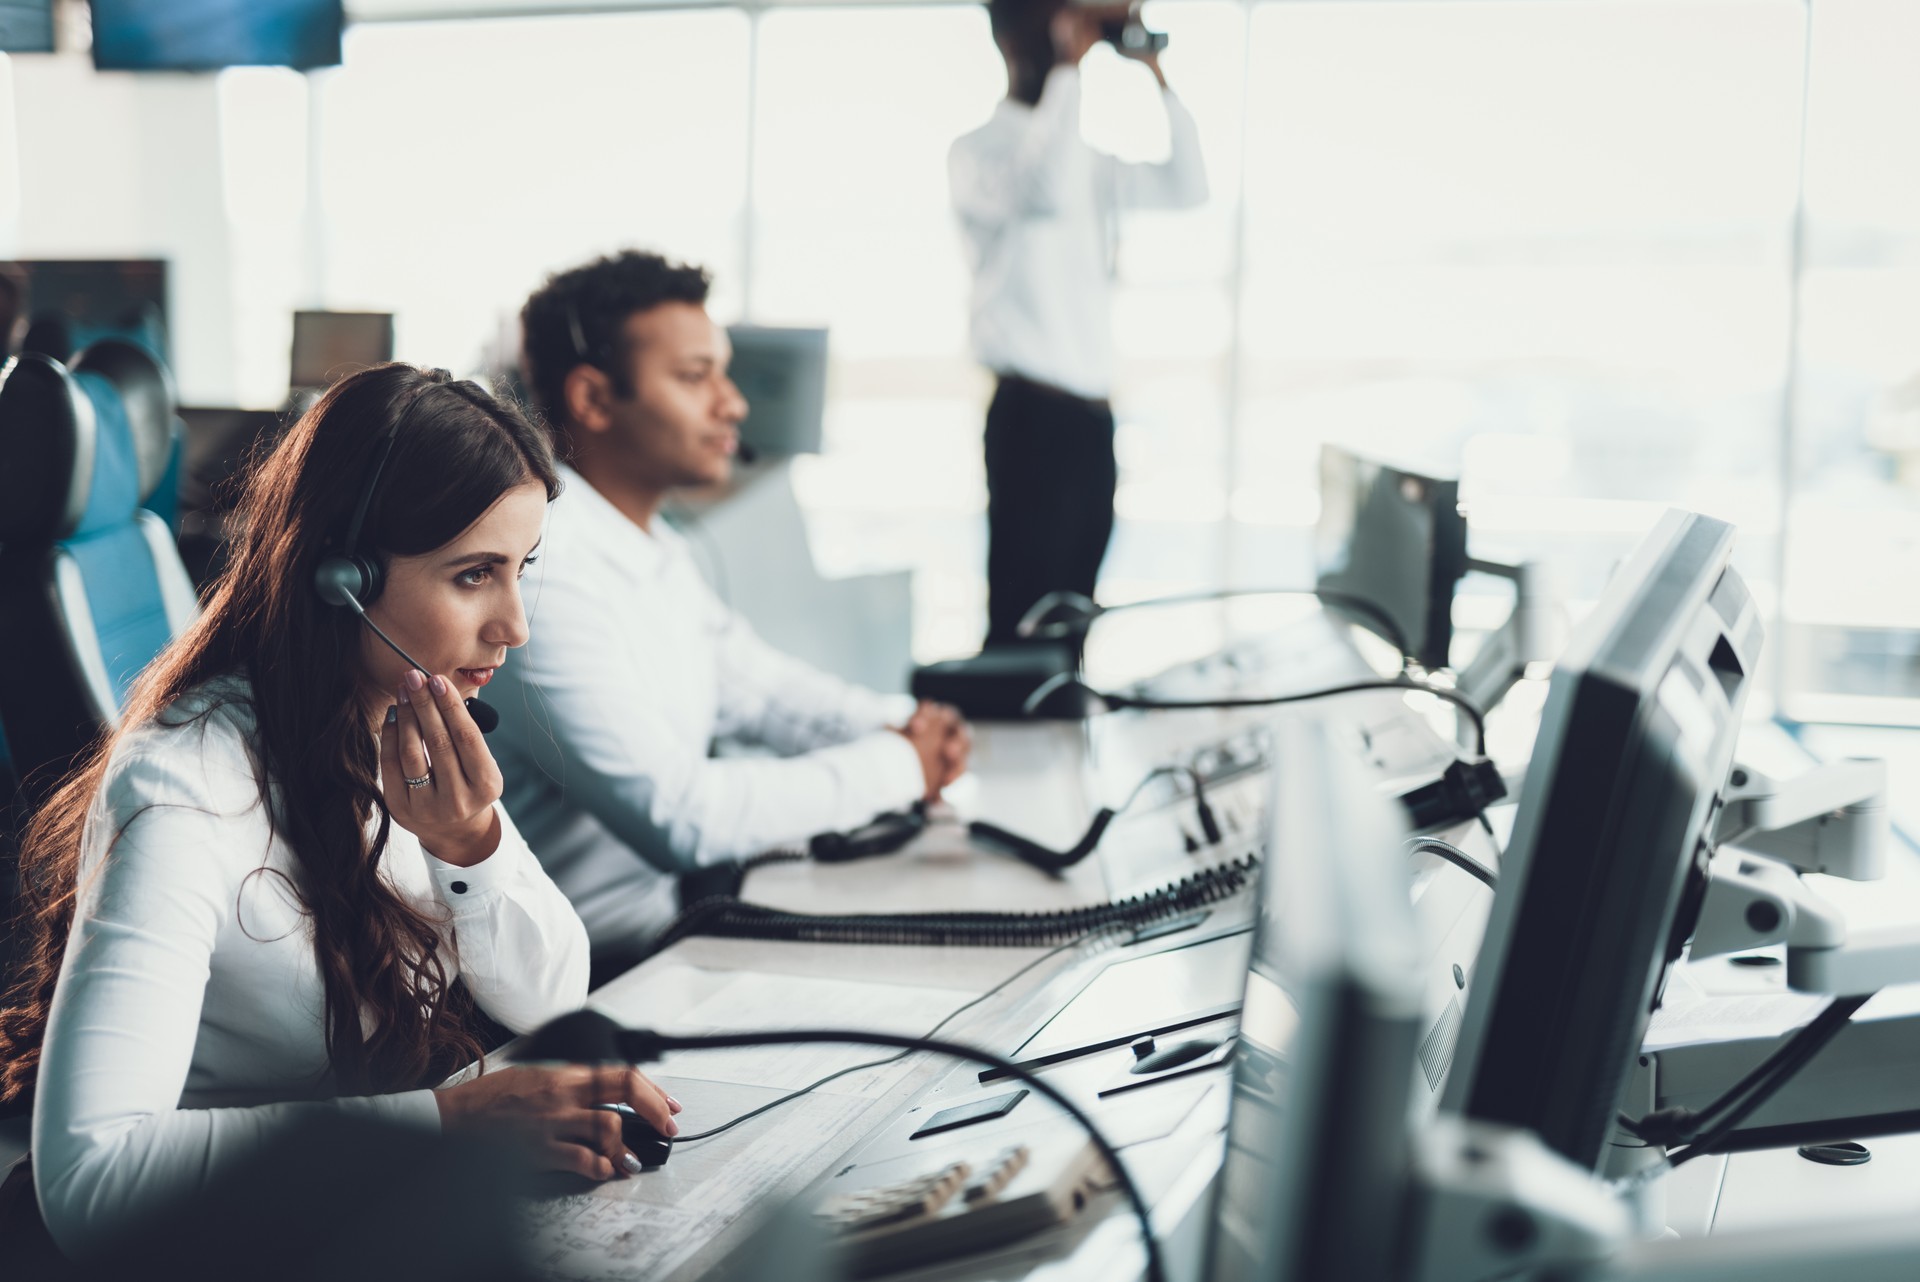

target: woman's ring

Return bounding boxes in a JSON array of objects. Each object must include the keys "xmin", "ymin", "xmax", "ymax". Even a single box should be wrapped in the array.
[{"xmin": 404, "ymin": 773, "xmax": 432, "ymax": 790}]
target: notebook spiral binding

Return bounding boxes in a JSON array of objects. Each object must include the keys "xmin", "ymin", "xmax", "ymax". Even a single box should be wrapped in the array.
[{"xmin": 651, "ymin": 852, "xmax": 1261, "ymax": 953}]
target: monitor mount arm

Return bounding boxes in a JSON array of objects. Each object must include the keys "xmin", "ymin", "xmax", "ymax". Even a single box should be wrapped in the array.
[
  {"xmin": 1405, "ymin": 1115, "xmax": 1633, "ymax": 1282},
  {"xmin": 1455, "ymin": 557, "xmax": 1562, "ymax": 743},
  {"xmin": 1689, "ymin": 757, "xmax": 1897, "ymax": 991},
  {"xmin": 1712, "ymin": 757, "xmax": 1888, "ymax": 881}
]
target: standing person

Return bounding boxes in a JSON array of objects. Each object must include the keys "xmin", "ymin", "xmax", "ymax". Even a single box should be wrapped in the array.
[
  {"xmin": 951, "ymin": 0, "xmax": 1209, "ymax": 647},
  {"xmin": 500, "ymin": 251, "xmax": 969, "ymax": 982},
  {"xmin": 0, "ymin": 366, "xmax": 677, "ymax": 1258}
]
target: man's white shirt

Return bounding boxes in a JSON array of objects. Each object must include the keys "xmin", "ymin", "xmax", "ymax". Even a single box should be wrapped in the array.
[
  {"xmin": 490, "ymin": 465, "xmax": 924, "ymax": 955},
  {"xmin": 948, "ymin": 64, "xmax": 1209, "ymax": 400}
]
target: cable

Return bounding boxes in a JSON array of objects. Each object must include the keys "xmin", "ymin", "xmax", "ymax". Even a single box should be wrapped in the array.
[
  {"xmin": 968, "ymin": 763, "xmax": 1224, "ymax": 874},
  {"xmin": 1021, "ymin": 586, "xmax": 1415, "ymax": 672},
  {"xmin": 1623, "ymin": 993, "xmax": 1872, "ymax": 1165},
  {"xmin": 1107, "ymin": 678, "xmax": 1487, "ymax": 758},
  {"xmin": 1404, "ymin": 836, "xmax": 1497, "ymax": 891},
  {"xmin": 651, "ymin": 855, "xmax": 1258, "ymax": 953},
  {"xmin": 675, "ymin": 929, "xmax": 1109, "ymax": 1144},
  {"xmin": 530, "ymin": 1015, "xmax": 1169, "ymax": 1282}
]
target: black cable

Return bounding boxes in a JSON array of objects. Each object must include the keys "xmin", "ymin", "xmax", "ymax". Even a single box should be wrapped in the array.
[
  {"xmin": 1109, "ymin": 677, "xmax": 1487, "ymax": 757},
  {"xmin": 1404, "ymin": 836, "xmax": 1497, "ymax": 891},
  {"xmin": 968, "ymin": 763, "xmax": 1222, "ymax": 874},
  {"xmin": 1030, "ymin": 586, "xmax": 1415, "ymax": 672},
  {"xmin": 1646, "ymin": 994, "xmax": 1872, "ymax": 1166},
  {"xmin": 652, "ymin": 855, "xmax": 1258, "ymax": 952},
  {"xmin": 622, "ymin": 1026, "xmax": 1166, "ymax": 1282},
  {"xmin": 675, "ymin": 930, "xmax": 1107, "ymax": 1144},
  {"xmin": 1619, "ymin": 995, "xmax": 1854, "ymax": 1146}
]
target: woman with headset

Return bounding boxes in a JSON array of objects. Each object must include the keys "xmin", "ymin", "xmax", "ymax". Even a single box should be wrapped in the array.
[{"xmin": 0, "ymin": 365, "xmax": 678, "ymax": 1256}]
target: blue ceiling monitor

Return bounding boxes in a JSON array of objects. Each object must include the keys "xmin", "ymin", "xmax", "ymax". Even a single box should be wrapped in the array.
[
  {"xmin": 1440, "ymin": 509, "xmax": 1762, "ymax": 1171},
  {"xmin": 1314, "ymin": 443, "xmax": 1469, "ymax": 672},
  {"xmin": 91, "ymin": 0, "xmax": 344, "ymax": 72},
  {"xmin": 0, "ymin": 0, "xmax": 53, "ymax": 52},
  {"xmin": 1204, "ymin": 715, "xmax": 1424, "ymax": 1282}
]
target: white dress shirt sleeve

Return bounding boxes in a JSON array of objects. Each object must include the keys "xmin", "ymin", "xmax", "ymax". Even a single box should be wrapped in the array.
[
  {"xmin": 510, "ymin": 576, "xmax": 925, "ymax": 872},
  {"xmin": 1109, "ymin": 87, "xmax": 1211, "ymax": 210},
  {"xmin": 420, "ymin": 801, "xmax": 589, "ymax": 1034},
  {"xmin": 950, "ymin": 65, "xmax": 1088, "ymax": 226},
  {"xmin": 31, "ymin": 740, "xmax": 440, "ymax": 1259}
]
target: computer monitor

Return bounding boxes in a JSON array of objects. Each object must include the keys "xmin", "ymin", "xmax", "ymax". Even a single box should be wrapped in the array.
[
  {"xmin": 90, "ymin": 0, "xmax": 344, "ymax": 71},
  {"xmin": 1204, "ymin": 715, "xmax": 1425, "ymax": 1282},
  {"xmin": 1439, "ymin": 509, "xmax": 1762, "ymax": 1171},
  {"xmin": 7, "ymin": 259, "xmax": 169, "ymax": 361},
  {"xmin": 726, "ymin": 325, "xmax": 828, "ymax": 458},
  {"xmin": 1314, "ymin": 444, "xmax": 1468, "ymax": 671},
  {"xmin": 0, "ymin": 1, "xmax": 52, "ymax": 53},
  {"xmin": 290, "ymin": 311, "xmax": 395, "ymax": 394}
]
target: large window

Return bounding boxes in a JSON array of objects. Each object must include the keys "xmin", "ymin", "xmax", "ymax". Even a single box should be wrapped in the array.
[
  {"xmin": 218, "ymin": 0, "xmax": 1920, "ymax": 713},
  {"xmin": 313, "ymin": 9, "xmax": 751, "ymax": 372}
]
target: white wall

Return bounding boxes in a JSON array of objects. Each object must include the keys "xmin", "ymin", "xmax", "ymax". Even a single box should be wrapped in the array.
[{"xmin": 1, "ymin": 49, "xmax": 280, "ymax": 405}]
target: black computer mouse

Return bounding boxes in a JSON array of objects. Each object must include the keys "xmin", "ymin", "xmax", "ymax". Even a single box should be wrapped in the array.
[{"xmin": 592, "ymin": 1102, "xmax": 673, "ymax": 1169}]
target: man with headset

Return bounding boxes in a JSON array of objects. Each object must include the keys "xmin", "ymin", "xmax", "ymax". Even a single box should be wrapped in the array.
[{"xmin": 491, "ymin": 250, "xmax": 970, "ymax": 979}]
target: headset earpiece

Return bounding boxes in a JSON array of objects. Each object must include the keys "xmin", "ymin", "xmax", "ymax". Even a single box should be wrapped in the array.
[{"xmin": 313, "ymin": 553, "xmax": 382, "ymax": 609}]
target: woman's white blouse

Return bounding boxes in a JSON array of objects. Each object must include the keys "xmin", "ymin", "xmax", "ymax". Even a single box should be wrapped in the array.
[{"xmin": 30, "ymin": 681, "xmax": 590, "ymax": 1255}]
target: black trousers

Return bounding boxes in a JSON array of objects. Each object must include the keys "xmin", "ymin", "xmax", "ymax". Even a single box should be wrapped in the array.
[{"xmin": 983, "ymin": 375, "xmax": 1118, "ymax": 648}]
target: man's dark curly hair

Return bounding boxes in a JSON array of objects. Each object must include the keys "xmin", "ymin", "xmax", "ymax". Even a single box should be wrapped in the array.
[{"xmin": 520, "ymin": 249, "xmax": 712, "ymax": 436}]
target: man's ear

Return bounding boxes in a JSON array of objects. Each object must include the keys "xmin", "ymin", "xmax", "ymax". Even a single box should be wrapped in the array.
[{"xmin": 562, "ymin": 363, "xmax": 616, "ymax": 437}]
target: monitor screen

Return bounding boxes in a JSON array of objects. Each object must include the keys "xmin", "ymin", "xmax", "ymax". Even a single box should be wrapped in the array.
[
  {"xmin": 726, "ymin": 325, "xmax": 827, "ymax": 458},
  {"xmin": 290, "ymin": 311, "xmax": 394, "ymax": 391},
  {"xmin": 1205, "ymin": 715, "xmax": 1423, "ymax": 1282},
  {"xmin": 90, "ymin": 0, "xmax": 343, "ymax": 71},
  {"xmin": 6, "ymin": 259, "xmax": 168, "ymax": 362},
  {"xmin": 1314, "ymin": 444, "xmax": 1468, "ymax": 671},
  {"xmin": 1440, "ymin": 509, "xmax": 1762, "ymax": 1171},
  {"xmin": 0, "ymin": 1, "xmax": 52, "ymax": 52}
]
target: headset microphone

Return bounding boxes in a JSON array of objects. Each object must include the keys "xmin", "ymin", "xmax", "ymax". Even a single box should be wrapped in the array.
[
  {"xmin": 312, "ymin": 379, "xmax": 501, "ymax": 735},
  {"xmin": 333, "ymin": 583, "xmax": 500, "ymax": 733}
]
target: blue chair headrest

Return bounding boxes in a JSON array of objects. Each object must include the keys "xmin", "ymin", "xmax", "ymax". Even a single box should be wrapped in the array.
[
  {"xmin": 0, "ymin": 348, "xmax": 152, "ymax": 546},
  {"xmin": 72, "ymin": 338, "xmax": 176, "ymax": 507}
]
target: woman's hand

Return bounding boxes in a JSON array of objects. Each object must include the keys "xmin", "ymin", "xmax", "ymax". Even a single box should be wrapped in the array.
[
  {"xmin": 381, "ymin": 669, "xmax": 504, "ymax": 867},
  {"xmin": 435, "ymin": 1063, "xmax": 684, "ymax": 1181}
]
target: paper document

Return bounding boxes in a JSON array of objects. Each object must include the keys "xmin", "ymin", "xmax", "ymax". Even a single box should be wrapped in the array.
[{"xmin": 1643, "ymin": 968, "xmax": 1827, "ymax": 1051}]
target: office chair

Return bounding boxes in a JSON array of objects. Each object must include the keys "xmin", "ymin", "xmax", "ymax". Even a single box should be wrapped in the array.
[
  {"xmin": 72, "ymin": 336, "xmax": 185, "ymax": 533},
  {"xmin": 0, "ymin": 340, "xmax": 198, "ymax": 803}
]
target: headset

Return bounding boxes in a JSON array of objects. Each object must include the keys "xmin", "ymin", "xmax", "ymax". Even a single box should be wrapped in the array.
[
  {"xmin": 563, "ymin": 299, "xmax": 758, "ymax": 465},
  {"xmin": 312, "ymin": 378, "xmax": 502, "ymax": 733}
]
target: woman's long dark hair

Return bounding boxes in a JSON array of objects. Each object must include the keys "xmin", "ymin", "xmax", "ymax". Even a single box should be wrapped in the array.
[{"xmin": 0, "ymin": 364, "xmax": 560, "ymax": 1105}]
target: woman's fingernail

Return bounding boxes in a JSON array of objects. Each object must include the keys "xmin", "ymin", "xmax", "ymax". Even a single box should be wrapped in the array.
[
  {"xmin": 664, "ymin": 1117, "xmax": 679, "ymax": 1137},
  {"xmin": 397, "ymin": 683, "xmax": 410, "ymax": 705},
  {"xmin": 404, "ymin": 669, "xmax": 426, "ymax": 692},
  {"xmin": 667, "ymin": 1095, "xmax": 682, "ymax": 1113},
  {"xmin": 622, "ymin": 1152, "xmax": 645, "ymax": 1175},
  {"xmin": 429, "ymin": 675, "xmax": 447, "ymax": 696},
  {"xmin": 384, "ymin": 705, "xmax": 397, "ymax": 725}
]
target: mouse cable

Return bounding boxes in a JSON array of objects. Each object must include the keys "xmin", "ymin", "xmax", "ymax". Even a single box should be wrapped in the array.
[
  {"xmin": 671, "ymin": 927, "xmax": 1116, "ymax": 1145},
  {"xmin": 1403, "ymin": 835, "xmax": 1497, "ymax": 891},
  {"xmin": 603, "ymin": 1022, "xmax": 1168, "ymax": 1282}
]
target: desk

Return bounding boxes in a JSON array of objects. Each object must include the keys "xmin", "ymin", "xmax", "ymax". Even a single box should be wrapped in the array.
[{"xmin": 513, "ymin": 616, "xmax": 1496, "ymax": 1281}]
